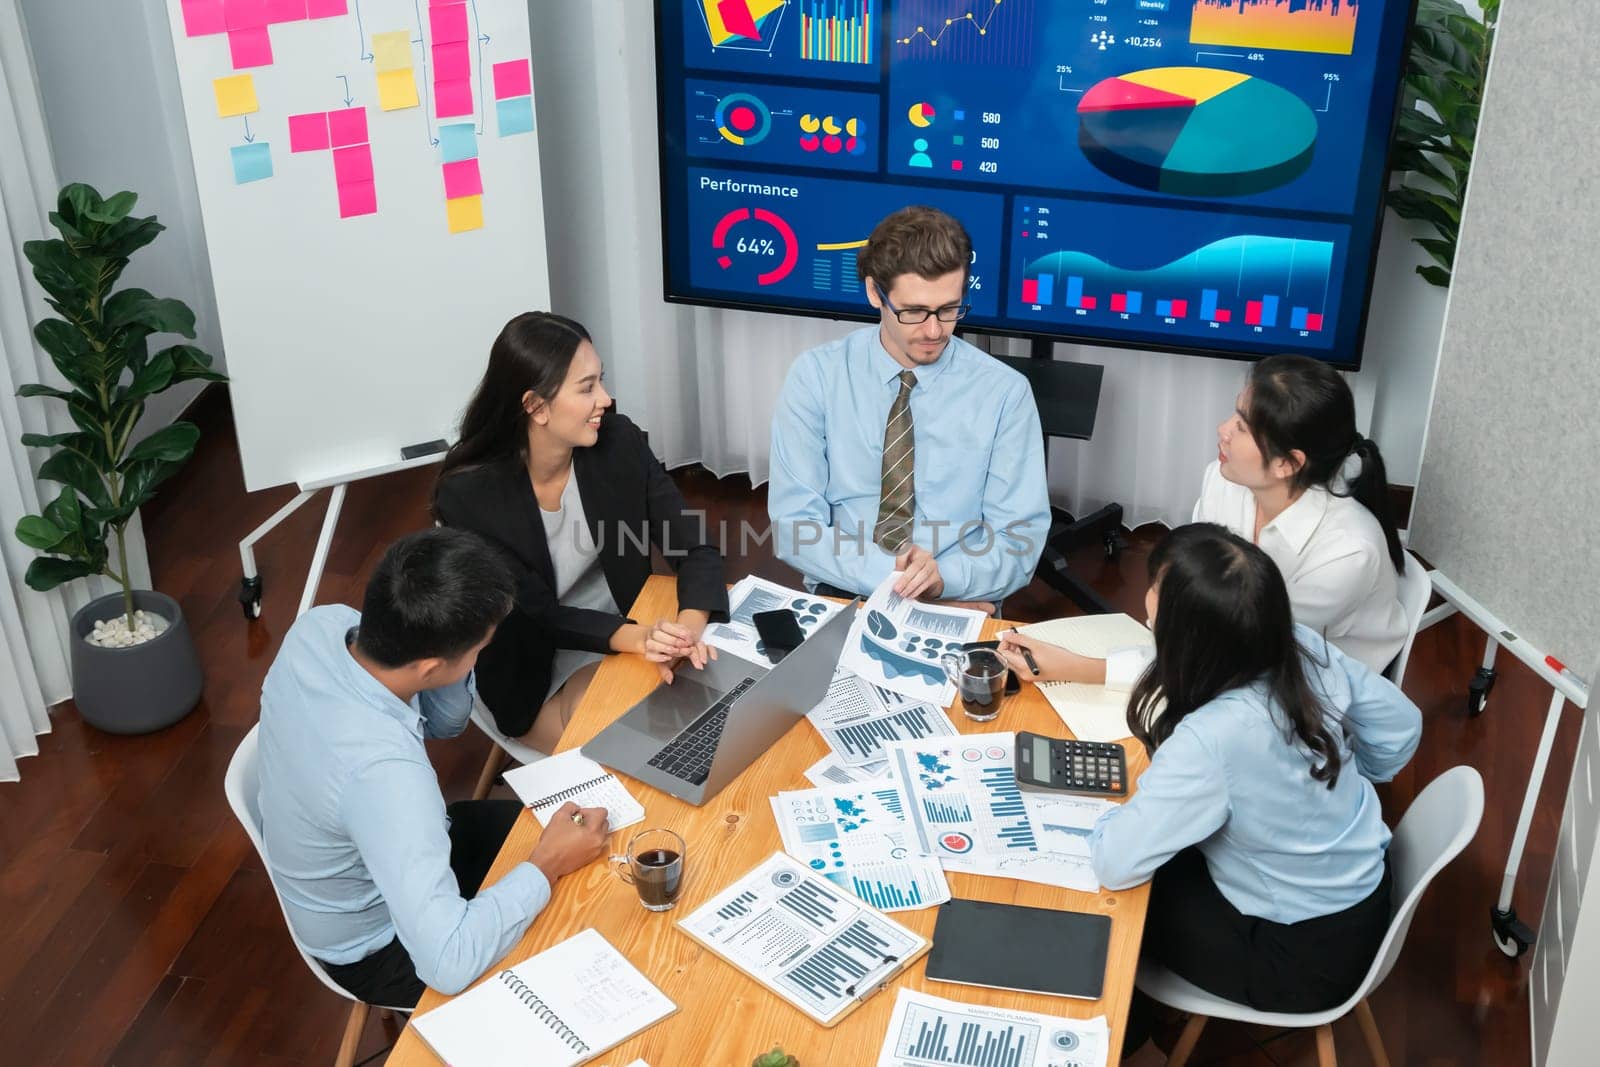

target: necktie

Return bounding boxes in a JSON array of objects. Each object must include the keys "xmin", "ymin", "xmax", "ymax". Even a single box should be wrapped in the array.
[{"xmin": 874, "ymin": 370, "xmax": 918, "ymax": 552}]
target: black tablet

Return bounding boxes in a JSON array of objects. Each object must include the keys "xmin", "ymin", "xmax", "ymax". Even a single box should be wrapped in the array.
[{"xmin": 925, "ymin": 898, "xmax": 1111, "ymax": 1000}]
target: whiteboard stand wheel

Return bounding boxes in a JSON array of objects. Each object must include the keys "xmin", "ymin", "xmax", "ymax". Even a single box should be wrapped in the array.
[
  {"xmin": 1467, "ymin": 666, "xmax": 1496, "ymax": 717},
  {"xmin": 1103, "ymin": 530, "xmax": 1121, "ymax": 560},
  {"xmin": 1490, "ymin": 906, "xmax": 1533, "ymax": 957},
  {"xmin": 240, "ymin": 576, "xmax": 264, "ymax": 621}
]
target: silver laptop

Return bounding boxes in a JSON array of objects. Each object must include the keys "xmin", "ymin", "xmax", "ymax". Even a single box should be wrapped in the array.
[{"xmin": 582, "ymin": 600, "xmax": 858, "ymax": 805}]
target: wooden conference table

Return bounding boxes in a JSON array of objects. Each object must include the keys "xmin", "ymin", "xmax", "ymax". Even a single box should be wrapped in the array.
[{"xmin": 389, "ymin": 576, "xmax": 1151, "ymax": 1066}]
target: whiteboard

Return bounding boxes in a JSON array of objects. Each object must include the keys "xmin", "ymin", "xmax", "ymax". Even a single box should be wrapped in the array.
[
  {"xmin": 161, "ymin": 0, "xmax": 549, "ymax": 491},
  {"xmin": 1406, "ymin": 0, "xmax": 1600, "ymax": 682}
]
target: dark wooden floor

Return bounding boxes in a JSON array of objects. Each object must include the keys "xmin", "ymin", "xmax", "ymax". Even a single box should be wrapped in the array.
[{"xmin": 0, "ymin": 385, "xmax": 1577, "ymax": 1066}]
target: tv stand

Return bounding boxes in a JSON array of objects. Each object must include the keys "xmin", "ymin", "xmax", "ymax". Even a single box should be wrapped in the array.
[{"xmin": 990, "ymin": 336, "xmax": 1124, "ymax": 616}]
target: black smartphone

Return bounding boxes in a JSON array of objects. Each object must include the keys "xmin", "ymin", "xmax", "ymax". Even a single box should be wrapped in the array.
[
  {"xmin": 753, "ymin": 609, "xmax": 807, "ymax": 662},
  {"xmin": 961, "ymin": 639, "xmax": 1022, "ymax": 695}
]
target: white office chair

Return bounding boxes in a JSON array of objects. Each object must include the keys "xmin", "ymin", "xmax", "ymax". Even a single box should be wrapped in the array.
[
  {"xmin": 469, "ymin": 698, "xmax": 547, "ymax": 800},
  {"xmin": 1387, "ymin": 550, "xmax": 1432, "ymax": 688},
  {"xmin": 1138, "ymin": 765, "xmax": 1484, "ymax": 1067},
  {"xmin": 224, "ymin": 726, "xmax": 410, "ymax": 1067}
]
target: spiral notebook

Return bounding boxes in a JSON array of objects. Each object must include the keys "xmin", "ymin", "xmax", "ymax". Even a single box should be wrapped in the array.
[
  {"xmin": 503, "ymin": 749, "xmax": 645, "ymax": 833},
  {"xmin": 411, "ymin": 929, "xmax": 675, "ymax": 1067}
]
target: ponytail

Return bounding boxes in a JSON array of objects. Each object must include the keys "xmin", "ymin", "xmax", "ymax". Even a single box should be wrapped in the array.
[{"xmin": 1340, "ymin": 435, "xmax": 1405, "ymax": 574}]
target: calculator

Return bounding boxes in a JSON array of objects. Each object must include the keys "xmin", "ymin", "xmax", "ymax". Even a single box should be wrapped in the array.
[{"xmin": 1014, "ymin": 730, "xmax": 1128, "ymax": 797}]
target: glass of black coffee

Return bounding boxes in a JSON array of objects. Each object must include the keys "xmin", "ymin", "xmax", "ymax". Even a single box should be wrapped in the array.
[
  {"xmin": 610, "ymin": 828, "xmax": 685, "ymax": 911},
  {"xmin": 940, "ymin": 648, "xmax": 1009, "ymax": 722}
]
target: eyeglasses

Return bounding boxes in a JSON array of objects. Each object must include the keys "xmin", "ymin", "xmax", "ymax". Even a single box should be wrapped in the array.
[{"xmin": 881, "ymin": 293, "xmax": 971, "ymax": 325}]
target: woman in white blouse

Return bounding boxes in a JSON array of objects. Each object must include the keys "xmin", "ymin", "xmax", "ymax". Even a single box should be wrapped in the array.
[{"xmin": 1003, "ymin": 355, "xmax": 1408, "ymax": 679}]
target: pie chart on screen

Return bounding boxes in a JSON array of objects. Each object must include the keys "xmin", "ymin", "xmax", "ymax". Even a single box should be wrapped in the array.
[
  {"xmin": 1077, "ymin": 67, "xmax": 1317, "ymax": 198},
  {"xmin": 907, "ymin": 101, "xmax": 936, "ymax": 127}
]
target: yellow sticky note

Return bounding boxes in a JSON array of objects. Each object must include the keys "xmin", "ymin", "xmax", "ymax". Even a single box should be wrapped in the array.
[
  {"xmin": 377, "ymin": 68, "xmax": 420, "ymax": 112},
  {"xmin": 446, "ymin": 194, "xmax": 483, "ymax": 234},
  {"xmin": 212, "ymin": 74, "xmax": 258, "ymax": 118},
  {"xmin": 372, "ymin": 30, "xmax": 413, "ymax": 73}
]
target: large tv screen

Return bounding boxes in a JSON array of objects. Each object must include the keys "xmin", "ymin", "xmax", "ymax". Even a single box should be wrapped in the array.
[{"xmin": 655, "ymin": 0, "xmax": 1415, "ymax": 368}]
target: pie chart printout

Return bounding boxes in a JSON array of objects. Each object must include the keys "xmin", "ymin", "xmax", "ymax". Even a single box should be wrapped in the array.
[{"xmin": 1078, "ymin": 68, "xmax": 1318, "ymax": 198}]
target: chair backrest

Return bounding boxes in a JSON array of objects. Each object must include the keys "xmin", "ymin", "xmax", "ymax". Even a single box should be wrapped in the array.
[
  {"xmin": 470, "ymin": 700, "xmax": 548, "ymax": 767},
  {"xmin": 1356, "ymin": 766, "xmax": 1484, "ymax": 997},
  {"xmin": 1387, "ymin": 551, "xmax": 1431, "ymax": 686},
  {"xmin": 224, "ymin": 725, "xmax": 362, "ymax": 1005}
]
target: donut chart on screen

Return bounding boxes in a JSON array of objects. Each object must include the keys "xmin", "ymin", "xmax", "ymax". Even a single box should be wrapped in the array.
[{"xmin": 1077, "ymin": 68, "xmax": 1317, "ymax": 198}]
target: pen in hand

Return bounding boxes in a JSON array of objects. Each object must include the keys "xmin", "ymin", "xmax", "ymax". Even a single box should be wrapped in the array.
[{"xmin": 1019, "ymin": 645, "xmax": 1040, "ymax": 676}]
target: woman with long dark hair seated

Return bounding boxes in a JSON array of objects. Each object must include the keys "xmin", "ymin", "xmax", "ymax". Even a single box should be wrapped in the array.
[
  {"xmin": 434, "ymin": 312, "xmax": 729, "ymax": 752},
  {"xmin": 1001, "ymin": 354, "xmax": 1409, "ymax": 685},
  {"xmin": 1006, "ymin": 524, "xmax": 1420, "ymax": 1033}
]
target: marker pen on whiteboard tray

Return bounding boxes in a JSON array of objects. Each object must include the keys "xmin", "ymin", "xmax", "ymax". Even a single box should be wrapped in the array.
[{"xmin": 1546, "ymin": 656, "xmax": 1590, "ymax": 690}]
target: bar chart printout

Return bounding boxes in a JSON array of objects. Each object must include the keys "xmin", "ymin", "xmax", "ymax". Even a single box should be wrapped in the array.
[{"xmin": 877, "ymin": 988, "xmax": 1111, "ymax": 1067}]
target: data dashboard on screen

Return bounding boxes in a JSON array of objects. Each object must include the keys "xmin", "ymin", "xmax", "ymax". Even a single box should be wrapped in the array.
[{"xmin": 656, "ymin": 1, "xmax": 1413, "ymax": 367}]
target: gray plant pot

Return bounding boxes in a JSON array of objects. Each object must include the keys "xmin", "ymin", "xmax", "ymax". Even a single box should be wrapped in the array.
[{"xmin": 70, "ymin": 590, "xmax": 203, "ymax": 735}]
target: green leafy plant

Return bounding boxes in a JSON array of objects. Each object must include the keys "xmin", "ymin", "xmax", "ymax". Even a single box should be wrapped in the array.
[
  {"xmin": 1387, "ymin": 0, "xmax": 1500, "ymax": 287},
  {"xmin": 13, "ymin": 183, "xmax": 226, "ymax": 630},
  {"xmin": 751, "ymin": 1046, "xmax": 799, "ymax": 1067}
]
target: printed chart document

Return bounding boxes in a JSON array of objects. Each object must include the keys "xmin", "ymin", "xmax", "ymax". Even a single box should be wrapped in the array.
[
  {"xmin": 841, "ymin": 573, "xmax": 986, "ymax": 705},
  {"xmin": 1018, "ymin": 615, "xmax": 1155, "ymax": 743},
  {"xmin": 1022, "ymin": 792, "xmax": 1117, "ymax": 868},
  {"xmin": 805, "ymin": 752, "xmax": 889, "ymax": 787},
  {"xmin": 412, "ymin": 928, "xmax": 675, "ymax": 1067},
  {"xmin": 888, "ymin": 733, "xmax": 1100, "ymax": 891},
  {"xmin": 705, "ymin": 575, "xmax": 843, "ymax": 665},
  {"xmin": 503, "ymin": 749, "xmax": 645, "ymax": 834},
  {"xmin": 771, "ymin": 782, "xmax": 950, "ymax": 912},
  {"xmin": 678, "ymin": 852, "xmax": 929, "ymax": 1027},
  {"xmin": 808, "ymin": 667, "xmax": 960, "ymax": 767},
  {"xmin": 877, "ymin": 988, "xmax": 1109, "ymax": 1067}
]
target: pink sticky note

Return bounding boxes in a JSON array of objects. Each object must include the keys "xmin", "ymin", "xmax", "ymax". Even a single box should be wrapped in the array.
[
  {"xmin": 333, "ymin": 144, "xmax": 374, "ymax": 185},
  {"xmin": 428, "ymin": 3, "xmax": 469, "ymax": 44},
  {"xmin": 228, "ymin": 27, "xmax": 274, "ymax": 68},
  {"xmin": 327, "ymin": 107, "xmax": 368, "ymax": 146},
  {"xmin": 182, "ymin": 0, "xmax": 227, "ymax": 36},
  {"xmin": 441, "ymin": 158, "xmax": 482, "ymax": 200},
  {"xmin": 224, "ymin": 0, "xmax": 268, "ymax": 31},
  {"xmin": 338, "ymin": 180, "xmax": 377, "ymax": 218},
  {"xmin": 433, "ymin": 41, "xmax": 471, "ymax": 81},
  {"xmin": 266, "ymin": 0, "xmax": 306, "ymax": 23},
  {"xmin": 306, "ymin": 0, "xmax": 348, "ymax": 17},
  {"xmin": 288, "ymin": 112, "xmax": 330, "ymax": 152},
  {"xmin": 433, "ymin": 78, "xmax": 473, "ymax": 118},
  {"xmin": 492, "ymin": 60, "xmax": 531, "ymax": 101}
]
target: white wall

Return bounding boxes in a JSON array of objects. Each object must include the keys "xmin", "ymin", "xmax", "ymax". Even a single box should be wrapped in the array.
[{"xmin": 19, "ymin": 0, "xmax": 224, "ymax": 437}]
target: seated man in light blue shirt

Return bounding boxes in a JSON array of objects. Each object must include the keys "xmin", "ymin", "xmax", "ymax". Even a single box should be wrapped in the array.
[
  {"xmin": 768, "ymin": 205, "xmax": 1049, "ymax": 608},
  {"xmin": 257, "ymin": 528, "xmax": 608, "ymax": 1007}
]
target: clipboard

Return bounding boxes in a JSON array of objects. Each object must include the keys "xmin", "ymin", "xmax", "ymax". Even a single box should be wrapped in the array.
[{"xmin": 675, "ymin": 852, "xmax": 930, "ymax": 1028}]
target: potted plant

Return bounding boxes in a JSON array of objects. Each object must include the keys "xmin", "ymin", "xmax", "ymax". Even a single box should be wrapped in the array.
[
  {"xmin": 1388, "ymin": 0, "xmax": 1500, "ymax": 287},
  {"xmin": 12, "ymin": 183, "xmax": 226, "ymax": 734}
]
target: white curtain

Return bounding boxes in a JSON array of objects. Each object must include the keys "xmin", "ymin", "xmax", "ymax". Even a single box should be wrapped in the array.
[{"xmin": 0, "ymin": 3, "xmax": 151, "ymax": 782}]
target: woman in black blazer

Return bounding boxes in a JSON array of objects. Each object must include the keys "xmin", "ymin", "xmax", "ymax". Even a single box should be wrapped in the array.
[{"xmin": 434, "ymin": 312, "xmax": 729, "ymax": 750}]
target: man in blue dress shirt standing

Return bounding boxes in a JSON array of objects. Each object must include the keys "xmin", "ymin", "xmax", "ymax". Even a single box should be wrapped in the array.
[
  {"xmin": 768, "ymin": 206, "xmax": 1049, "ymax": 609},
  {"xmin": 256, "ymin": 528, "xmax": 609, "ymax": 1007}
]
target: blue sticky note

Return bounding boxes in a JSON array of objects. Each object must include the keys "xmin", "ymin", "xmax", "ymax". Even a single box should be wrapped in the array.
[
  {"xmin": 230, "ymin": 142, "xmax": 273, "ymax": 184},
  {"xmin": 438, "ymin": 122, "xmax": 478, "ymax": 163},
  {"xmin": 496, "ymin": 96, "xmax": 534, "ymax": 138}
]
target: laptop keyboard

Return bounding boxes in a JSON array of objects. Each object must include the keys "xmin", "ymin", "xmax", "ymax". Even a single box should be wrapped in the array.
[{"xmin": 646, "ymin": 676, "xmax": 759, "ymax": 786}]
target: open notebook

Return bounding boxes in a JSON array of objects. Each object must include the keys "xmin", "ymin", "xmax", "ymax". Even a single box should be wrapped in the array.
[
  {"xmin": 411, "ymin": 929, "xmax": 675, "ymax": 1067},
  {"xmin": 1017, "ymin": 614, "xmax": 1154, "ymax": 743}
]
